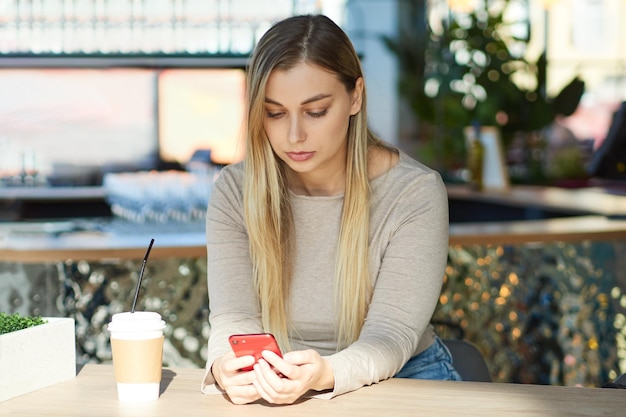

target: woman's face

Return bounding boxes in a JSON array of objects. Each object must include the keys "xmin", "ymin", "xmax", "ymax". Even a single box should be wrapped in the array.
[{"xmin": 263, "ymin": 62, "xmax": 363, "ymax": 194}]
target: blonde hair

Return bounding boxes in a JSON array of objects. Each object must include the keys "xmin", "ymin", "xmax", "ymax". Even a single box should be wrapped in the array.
[{"xmin": 244, "ymin": 15, "xmax": 389, "ymax": 350}]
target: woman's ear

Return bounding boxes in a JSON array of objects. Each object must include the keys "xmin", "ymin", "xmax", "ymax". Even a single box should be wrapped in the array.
[{"xmin": 349, "ymin": 77, "xmax": 364, "ymax": 115}]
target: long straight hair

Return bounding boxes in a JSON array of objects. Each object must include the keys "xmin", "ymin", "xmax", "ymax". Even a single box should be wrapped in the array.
[{"xmin": 244, "ymin": 15, "xmax": 388, "ymax": 350}]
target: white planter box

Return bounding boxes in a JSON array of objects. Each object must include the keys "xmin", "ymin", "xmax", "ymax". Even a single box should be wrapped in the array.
[{"xmin": 0, "ymin": 317, "xmax": 76, "ymax": 402}]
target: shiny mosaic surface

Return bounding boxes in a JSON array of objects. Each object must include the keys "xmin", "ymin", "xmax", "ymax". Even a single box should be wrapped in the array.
[
  {"xmin": 435, "ymin": 241, "xmax": 626, "ymax": 386},
  {"xmin": 1, "ymin": 240, "xmax": 625, "ymax": 386},
  {"xmin": 0, "ymin": 257, "xmax": 209, "ymax": 368}
]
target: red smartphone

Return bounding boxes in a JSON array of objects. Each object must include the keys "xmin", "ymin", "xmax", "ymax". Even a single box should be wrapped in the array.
[{"xmin": 228, "ymin": 333, "xmax": 283, "ymax": 372}]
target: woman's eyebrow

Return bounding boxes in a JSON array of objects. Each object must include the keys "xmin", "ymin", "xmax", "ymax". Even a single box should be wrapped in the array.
[
  {"xmin": 264, "ymin": 93, "xmax": 332, "ymax": 106},
  {"xmin": 301, "ymin": 93, "xmax": 331, "ymax": 105}
]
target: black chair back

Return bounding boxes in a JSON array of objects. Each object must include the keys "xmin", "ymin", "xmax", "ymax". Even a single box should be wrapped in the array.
[{"xmin": 442, "ymin": 339, "xmax": 492, "ymax": 382}]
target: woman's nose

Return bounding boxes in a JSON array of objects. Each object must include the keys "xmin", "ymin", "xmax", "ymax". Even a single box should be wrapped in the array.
[{"xmin": 287, "ymin": 116, "xmax": 305, "ymax": 143}]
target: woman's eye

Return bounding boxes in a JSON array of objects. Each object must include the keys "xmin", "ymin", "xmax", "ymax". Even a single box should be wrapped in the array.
[
  {"xmin": 309, "ymin": 109, "xmax": 327, "ymax": 118},
  {"xmin": 266, "ymin": 110, "xmax": 284, "ymax": 119}
]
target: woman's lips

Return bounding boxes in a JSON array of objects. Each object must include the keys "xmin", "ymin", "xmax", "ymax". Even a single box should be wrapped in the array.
[{"xmin": 286, "ymin": 151, "xmax": 315, "ymax": 162}]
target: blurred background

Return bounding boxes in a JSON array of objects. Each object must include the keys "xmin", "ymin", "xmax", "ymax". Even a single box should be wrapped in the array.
[{"xmin": 0, "ymin": 0, "xmax": 623, "ymax": 188}]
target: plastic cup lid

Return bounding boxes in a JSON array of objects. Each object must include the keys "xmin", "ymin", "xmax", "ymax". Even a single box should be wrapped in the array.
[{"xmin": 107, "ymin": 311, "xmax": 165, "ymax": 332}]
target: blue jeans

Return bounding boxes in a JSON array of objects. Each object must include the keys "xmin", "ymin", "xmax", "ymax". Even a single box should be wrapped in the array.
[{"xmin": 394, "ymin": 336, "xmax": 462, "ymax": 381}]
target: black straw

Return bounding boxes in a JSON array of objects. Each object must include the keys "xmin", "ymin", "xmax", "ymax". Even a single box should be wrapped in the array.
[{"xmin": 131, "ymin": 238, "xmax": 155, "ymax": 313}]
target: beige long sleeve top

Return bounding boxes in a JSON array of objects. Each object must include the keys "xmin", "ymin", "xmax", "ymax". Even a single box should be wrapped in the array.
[{"xmin": 201, "ymin": 150, "xmax": 449, "ymax": 398}]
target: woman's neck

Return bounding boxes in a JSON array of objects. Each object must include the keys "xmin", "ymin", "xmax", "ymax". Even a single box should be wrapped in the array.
[{"xmin": 288, "ymin": 168, "xmax": 346, "ymax": 196}]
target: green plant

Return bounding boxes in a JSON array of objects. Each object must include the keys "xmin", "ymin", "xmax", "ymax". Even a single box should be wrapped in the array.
[
  {"xmin": 0, "ymin": 312, "xmax": 47, "ymax": 335},
  {"xmin": 382, "ymin": 0, "xmax": 584, "ymax": 172}
]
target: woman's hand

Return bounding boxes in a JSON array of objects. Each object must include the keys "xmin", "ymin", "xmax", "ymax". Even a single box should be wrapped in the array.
[
  {"xmin": 211, "ymin": 352, "xmax": 262, "ymax": 404},
  {"xmin": 251, "ymin": 349, "xmax": 335, "ymax": 404}
]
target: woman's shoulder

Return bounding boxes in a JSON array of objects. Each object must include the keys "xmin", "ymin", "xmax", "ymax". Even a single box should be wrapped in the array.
[
  {"xmin": 369, "ymin": 148, "xmax": 448, "ymax": 225},
  {"xmin": 372, "ymin": 146, "xmax": 443, "ymax": 186},
  {"xmin": 214, "ymin": 161, "xmax": 245, "ymax": 187},
  {"xmin": 209, "ymin": 161, "xmax": 245, "ymax": 206},
  {"xmin": 373, "ymin": 147, "xmax": 446, "ymax": 206}
]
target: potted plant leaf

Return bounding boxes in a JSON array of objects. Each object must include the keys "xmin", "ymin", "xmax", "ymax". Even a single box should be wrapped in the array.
[
  {"xmin": 382, "ymin": 0, "xmax": 585, "ymax": 184},
  {"xmin": 0, "ymin": 312, "xmax": 76, "ymax": 402}
]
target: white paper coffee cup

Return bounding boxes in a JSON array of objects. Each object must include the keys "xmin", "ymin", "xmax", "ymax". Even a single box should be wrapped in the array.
[{"xmin": 108, "ymin": 311, "xmax": 166, "ymax": 402}]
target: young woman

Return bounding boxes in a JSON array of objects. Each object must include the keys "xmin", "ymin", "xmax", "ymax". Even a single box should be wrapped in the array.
[{"xmin": 201, "ymin": 14, "xmax": 460, "ymax": 405}]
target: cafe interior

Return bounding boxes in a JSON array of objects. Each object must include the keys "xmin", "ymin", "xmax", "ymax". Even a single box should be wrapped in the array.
[{"xmin": 1, "ymin": 0, "xmax": 626, "ymax": 413}]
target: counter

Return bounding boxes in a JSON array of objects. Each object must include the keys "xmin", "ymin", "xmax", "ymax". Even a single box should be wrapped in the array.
[
  {"xmin": 447, "ymin": 184, "xmax": 626, "ymax": 219},
  {"xmin": 0, "ymin": 220, "xmax": 206, "ymax": 262},
  {"xmin": 2, "ymin": 214, "xmax": 626, "ymax": 261},
  {"xmin": 3, "ymin": 184, "xmax": 626, "ymax": 262},
  {"xmin": 0, "ymin": 186, "xmax": 111, "ymax": 221}
]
